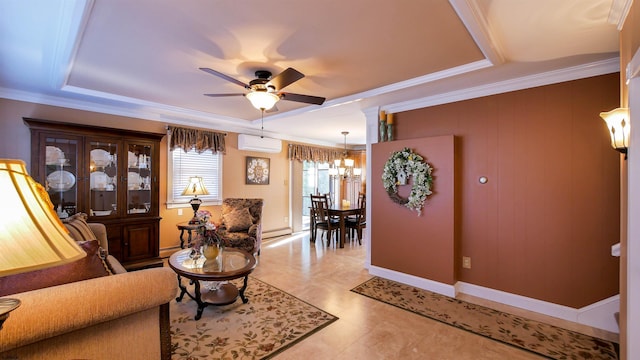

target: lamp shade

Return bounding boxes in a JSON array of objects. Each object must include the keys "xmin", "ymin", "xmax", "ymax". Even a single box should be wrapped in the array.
[
  {"xmin": 599, "ymin": 107, "xmax": 629, "ymax": 154},
  {"xmin": 181, "ymin": 176, "xmax": 209, "ymax": 197},
  {"xmin": 246, "ymin": 91, "xmax": 280, "ymax": 110},
  {"xmin": 0, "ymin": 159, "xmax": 86, "ymax": 276}
]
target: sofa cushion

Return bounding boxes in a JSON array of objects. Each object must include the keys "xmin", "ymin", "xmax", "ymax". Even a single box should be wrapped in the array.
[
  {"xmin": 223, "ymin": 207, "xmax": 254, "ymax": 232},
  {"xmin": 0, "ymin": 240, "xmax": 112, "ymax": 297},
  {"xmin": 62, "ymin": 212, "xmax": 97, "ymax": 242}
]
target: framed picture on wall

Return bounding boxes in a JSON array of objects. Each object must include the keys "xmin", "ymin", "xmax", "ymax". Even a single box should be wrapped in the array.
[{"xmin": 246, "ymin": 156, "xmax": 270, "ymax": 185}]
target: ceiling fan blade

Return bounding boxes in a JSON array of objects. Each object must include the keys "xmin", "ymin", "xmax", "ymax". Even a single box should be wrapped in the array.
[
  {"xmin": 199, "ymin": 68, "xmax": 249, "ymax": 89},
  {"xmin": 279, "ymin": 92, "xmax": 326, "ymax": 105},
  {"xmin": 268, "ymin": 68, "xmax": 304, "ymax": 90},
  {"xmin": 203, "ymin": 93, "xmax": 245, "ymax": 97}
]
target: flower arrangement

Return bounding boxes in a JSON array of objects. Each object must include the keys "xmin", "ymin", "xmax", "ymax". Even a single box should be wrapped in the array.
[
  {"xmin": 382, "ymin": 147, "xmax": 433, "ymax": 215},
  {"xmin": 194, "ymin": 210, "xmax": 221, "ymax": 247}
]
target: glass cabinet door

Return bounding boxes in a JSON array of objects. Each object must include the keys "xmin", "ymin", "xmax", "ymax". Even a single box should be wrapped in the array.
[
  {"xmin": 44, "ymin": 135, "xmax": 80, "ymax": 219},
  {"xmin": 88, "ymin": 140, "xmax": 119, "ymax": 218},
  {"xmin": 126, "ymin": 142, "xmax": 153, "ymax": 215}
]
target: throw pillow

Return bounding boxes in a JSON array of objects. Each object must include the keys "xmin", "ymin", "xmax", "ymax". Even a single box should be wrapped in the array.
[
  {"xmin": 62, "ymin": 212, "xmax": 97, "ymax": 242},
  {"xmin": 0, "ymin": 240, "xmax": 112, "ymax": 297},
  {"xmin": 223, "ymin": 207, "xmax": 254, "ymax": 232}
]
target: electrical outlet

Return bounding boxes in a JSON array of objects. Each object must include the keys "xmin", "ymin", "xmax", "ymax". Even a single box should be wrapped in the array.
[
  {"xmin": 284, "ymin": 216, "xmax": 288, "ymax": 223},
  {"xmin": 462, "ymin": 256, "xmax": 471, "ymax": 269},
  {"xmin": 178, "ymin": 209, "xmax": 183, "ymax": 216}
]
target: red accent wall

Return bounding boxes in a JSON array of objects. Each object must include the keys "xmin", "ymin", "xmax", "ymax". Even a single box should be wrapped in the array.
[
  {"xmin": 374, "ymin": 73, "xmax": 620, "ymax": 308},
  {"xmin": 372, "ymin": 136, "xmax": 455, "ymax": 284}
]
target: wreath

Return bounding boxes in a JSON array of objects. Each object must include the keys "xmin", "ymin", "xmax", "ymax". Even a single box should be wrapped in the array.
[{"xmin": 382, "ymin": 147, "xmax": 433, "ymax": 215}]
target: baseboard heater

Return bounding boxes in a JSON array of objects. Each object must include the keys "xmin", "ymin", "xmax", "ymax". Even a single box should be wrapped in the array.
[{"xmin": 238, "ymin": 134, "xmax": 282, "ymax": 153}]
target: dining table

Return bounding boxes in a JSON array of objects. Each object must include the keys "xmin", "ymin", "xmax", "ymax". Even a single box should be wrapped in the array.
[{"xmin": 327, "ymin": 205, "xmax": 362, "ymax": 248}]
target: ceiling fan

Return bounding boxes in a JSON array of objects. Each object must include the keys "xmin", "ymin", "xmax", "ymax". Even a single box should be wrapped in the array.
[{"xmin": 200, "ymin": 67, "xmax": 326, "ymax": 112}]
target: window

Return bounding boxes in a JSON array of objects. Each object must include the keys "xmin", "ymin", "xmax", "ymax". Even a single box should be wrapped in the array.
[
  {"xmin": 167, "ymin": 147, "xmax": 222, "ymax": 208},
  {"xmin": 302, "ymin": 160, "xmax": 336, "ymax": 215}
]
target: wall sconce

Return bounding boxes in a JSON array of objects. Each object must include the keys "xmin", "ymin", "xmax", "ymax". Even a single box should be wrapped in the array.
[
  {"xmin": 600, "ymin": 107, "xmax": 630, "ymax": 159},
  {"xmin": 181, "ymin": 176, "xmax": 209, "ymax": 224}
]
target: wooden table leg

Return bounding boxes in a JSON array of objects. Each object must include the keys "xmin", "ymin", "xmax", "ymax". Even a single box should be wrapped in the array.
[
  {"xmin": 239, "ymin": 275, "xmax": 250, "ymax": 304},
  {"xmin": 339, "ymin": 214, "xmax": 346, "ymax": 248},
  {"xmin": 175, "ymin": 275, "xmax": 187, "ymax": 302},
  {"xmin": 179, "ymin": 229, "xmax": 186, "ymax": 249},
  {"xmin": 193, "ymin": 280, "xmax": 206, "ymax": 320}
]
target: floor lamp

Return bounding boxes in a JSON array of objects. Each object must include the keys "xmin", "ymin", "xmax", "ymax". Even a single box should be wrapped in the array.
[{"xmin": 0, "ymin": 159, "xmax": 86, "ymax": 330}]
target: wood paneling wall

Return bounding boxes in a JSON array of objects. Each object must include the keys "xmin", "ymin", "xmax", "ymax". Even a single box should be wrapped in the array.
[
  {"xmin": 371, "ymin": 136, "xmax": 455, "ymax": 284},
  {"xmin": 382, "ymin": 73, "xmax": 621, "ymax": 308}
]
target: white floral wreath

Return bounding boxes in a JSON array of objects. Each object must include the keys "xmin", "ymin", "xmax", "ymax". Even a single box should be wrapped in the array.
[{"xmin": 382, "ymin": 147, "xmax": 433, "ymax": 215}]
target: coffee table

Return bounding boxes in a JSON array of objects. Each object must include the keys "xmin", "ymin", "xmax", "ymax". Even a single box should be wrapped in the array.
[{"xmin": 168, "ymin": 248, "xmax": 257, "ymax": 320}]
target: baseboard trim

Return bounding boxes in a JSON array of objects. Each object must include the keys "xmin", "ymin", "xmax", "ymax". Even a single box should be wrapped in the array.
[
  {"xmin": 159, "ymin": 246, "xmax": 180, "ymax": 259},
  {"xmin": 263, "ymin": 227, "xmax": 293, "ymax": 239},
  {"xmin": 457, "ymin": 282, "xmax": 620, "ymax": 334},
  {"xmin": 368, "ymin": 266, "xmax": 457, "ymax": 298},
  {"xmin": 367, "ymin": 267, "xmax": 619, "ymax": 334}
]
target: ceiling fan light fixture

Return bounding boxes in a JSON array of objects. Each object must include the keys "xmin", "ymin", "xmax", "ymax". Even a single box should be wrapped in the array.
[{"xmin": 246, "ymin": 91, "xmax": 280, "ymax": 111}]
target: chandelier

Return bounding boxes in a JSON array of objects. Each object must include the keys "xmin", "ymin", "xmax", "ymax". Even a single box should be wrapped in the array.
[{"xmin": 329, "ymin": 131, "xmax": 361, "ymax": 180}]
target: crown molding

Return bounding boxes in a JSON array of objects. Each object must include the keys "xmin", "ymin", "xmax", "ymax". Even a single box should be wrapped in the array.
[
  {"xmin": 608, "ymin": 0, "xmax": 633, "ymax": 30},
  {"xmin": 1, "ymin": 57, "xmax": 619, "ymax": 148},
  {"xmin": 264, "ymin": 60, "xmax": 493, "ymax": 122},
  {"xmin": 386, "ymin": 57, "xmax": 620, "ymax": 114},
  {"xmin": 449, "ymin": 0, "xmax": 505, "ymax": 65}
]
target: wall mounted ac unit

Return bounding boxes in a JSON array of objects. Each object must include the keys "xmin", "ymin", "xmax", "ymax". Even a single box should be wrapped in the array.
[{"xmin": 237, "ymin": 134, "xmax": 282, "ymax": 153}]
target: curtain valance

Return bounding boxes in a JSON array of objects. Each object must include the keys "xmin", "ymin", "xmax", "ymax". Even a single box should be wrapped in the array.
[
  {"xmin": 288, "ymin": 144, "xmax": 343, "ymax": 163},
  {"xmin": 168, "ymin": 126, "xmax": 226, "ymax": 154}
]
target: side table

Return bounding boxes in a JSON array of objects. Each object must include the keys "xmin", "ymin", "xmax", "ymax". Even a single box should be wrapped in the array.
[{"xmin": 177, "ymin": 222, "xmax": 200, "ymax": 249}]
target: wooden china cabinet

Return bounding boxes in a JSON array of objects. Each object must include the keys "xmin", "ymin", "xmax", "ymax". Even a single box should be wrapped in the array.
[{"xmin": 25, "ymin": 118, "xmax": 164, "ymax": 267}]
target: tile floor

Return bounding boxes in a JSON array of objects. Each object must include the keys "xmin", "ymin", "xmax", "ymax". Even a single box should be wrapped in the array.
[{"xmin": 249, "ymin": 231, "xmax": 619, "ymax": 359}]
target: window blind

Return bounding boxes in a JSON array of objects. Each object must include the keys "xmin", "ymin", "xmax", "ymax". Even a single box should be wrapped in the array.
[{"xmin": 169, "ymin": 148, "xmax": 222, "ymax": 206}]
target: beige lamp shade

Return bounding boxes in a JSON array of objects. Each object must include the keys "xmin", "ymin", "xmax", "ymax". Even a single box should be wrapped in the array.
[
  {"xmin": 181, "ymin": 176, "xmax": 209, "ymax": 197},
  {"xmin": 0, "ymin": 159, "xmax": 86, "ymax": 276},
  {"xmin": 599, "ymin": 107, "xmax": 629, "ymax": 155}
]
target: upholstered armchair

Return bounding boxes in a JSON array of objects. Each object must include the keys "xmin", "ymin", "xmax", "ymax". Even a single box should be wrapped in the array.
[{"xmin": 217, "ymin": 198, "xmax": 264, "ymax": 255}]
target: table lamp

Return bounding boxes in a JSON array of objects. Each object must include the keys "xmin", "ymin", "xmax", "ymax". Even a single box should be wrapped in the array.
[
  {"xmin": 0, "ymin": 159, "xmax": 86, "ymax": 330},
  {"xmin": 181, "ymin": 176, "xmax": 209, "ymax": 224}
]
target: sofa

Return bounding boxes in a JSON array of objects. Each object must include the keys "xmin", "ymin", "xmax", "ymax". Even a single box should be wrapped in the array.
[
  {"xmin": 217, "ymin": 198, "xmax": 264, "ymax": 255},
  {"xmin": 0, "ymin": 213, "xmax": 178, "ymax": 360}
]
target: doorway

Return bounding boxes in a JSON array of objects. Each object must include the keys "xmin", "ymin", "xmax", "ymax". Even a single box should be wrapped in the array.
[{"xmin": 302, "ymin": 160, "xmax": 336, "ymax": 230}]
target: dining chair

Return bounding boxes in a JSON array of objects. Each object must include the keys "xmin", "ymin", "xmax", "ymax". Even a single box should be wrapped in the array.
[
  {"xmin": 323, "ymin": 193, "xmax": 334, "ymax": 208},
  {"xmin": 347, "ymin": 192, "xmax": 366, "ymax": 222},
  {"xmin": 346, "ymin": 194, "xmax": 366, "ymax": 245},
  {"xmin": 310, "ymin": 194, "xmax": 339, "ymax": 246}
]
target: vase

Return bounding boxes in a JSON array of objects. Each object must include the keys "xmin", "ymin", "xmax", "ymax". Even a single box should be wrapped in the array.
[
  {"xmin": 379, "ymin": 120, "xmax": 386, "ymax": 142},
  {"xmin": 202, "ymin": 243, "xmax": 219, "ymax": 261},
  {"xmin": 386, "ymin": 123, "xmax": 394, "ymax": 141}
]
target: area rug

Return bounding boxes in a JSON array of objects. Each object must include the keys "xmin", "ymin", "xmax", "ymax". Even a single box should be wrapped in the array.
[
  {"xmin": 351, "ymin": 277, "xmax": 619, "ymax": 360},
  {"xmin": 171, "ymin": 277, "xmax": 338, "ymax": 359}
]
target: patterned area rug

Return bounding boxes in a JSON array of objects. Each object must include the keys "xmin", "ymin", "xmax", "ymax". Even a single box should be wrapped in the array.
[
  {"xmin": 171, "ymin": 277, "xmax": 338, "ymax": 359},
  {"xmin": 351, "ymin": 277, "xmax": 619, "ymax": 360}
]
